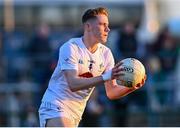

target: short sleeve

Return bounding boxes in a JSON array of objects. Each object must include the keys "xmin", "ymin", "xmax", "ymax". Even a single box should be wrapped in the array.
[{"xmin": 59, "ymin": 42, "xmax": 78, "ymax": 70}]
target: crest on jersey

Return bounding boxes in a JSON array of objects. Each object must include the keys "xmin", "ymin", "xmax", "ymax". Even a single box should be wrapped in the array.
[
  {"xmin": 99, "ymin": 63, "xmax": 104, "ymax": 69},
  {"xmin": 98, "ymin": 63, "xmax": 104, "ymax": 72}
]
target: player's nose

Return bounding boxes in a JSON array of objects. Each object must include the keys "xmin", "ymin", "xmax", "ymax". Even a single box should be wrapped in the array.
[{"xmin": 106, "ymin": 26, "xmax": 110, "ymax": 32}]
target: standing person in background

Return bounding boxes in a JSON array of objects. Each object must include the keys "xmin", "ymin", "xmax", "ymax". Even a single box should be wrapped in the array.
[
  {"xmin": 28, "ymin": 23, "xmax": 52, "ymax": 107},
  {"xmin": 38, "ymin": 7, "xmax": 146, "ymax": 127},
  {"xmin": 112, "ymin": 21, "xmax": 138, "ymax": 126},
  {"xmin": 29, "ymin": 23, "xmax": 52, "ymax": 84},
  {"xmin": 80, "ymin": 89, "xmax": 104, "ymax": 127},
  {"xmin": 118, "ymin": 22, "xmax": 138, "ymax": 58}
]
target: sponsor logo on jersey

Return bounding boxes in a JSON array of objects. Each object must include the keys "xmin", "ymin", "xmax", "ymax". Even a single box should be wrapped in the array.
[
  {"xmin": 64, "ymin": 58, "xmax": 71, "ymax": 64},
  {"xmin": 78, "ymin": 59, "xmax": 84, "ymax": 64},
  {"xmin": 88, "ymin": 60, "xmax": 95, "ymax": 71},
  {"xmin": 65, "ymin": 58, "xmax": 69, "ymax": 62}
]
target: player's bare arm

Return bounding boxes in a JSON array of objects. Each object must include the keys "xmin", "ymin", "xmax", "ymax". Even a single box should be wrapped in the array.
[
  {"xmin": 63, "ymin": 69, "xmax": 103, "ymax": 91},
  {"xmin": 63, "ymin": 62, "xmax": 124, "ymax": 92}
]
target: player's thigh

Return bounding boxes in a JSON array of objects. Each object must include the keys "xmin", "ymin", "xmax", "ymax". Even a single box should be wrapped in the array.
[{"xmin": 46, "ymin": 117, "xmax": 74, "ymax": 127}]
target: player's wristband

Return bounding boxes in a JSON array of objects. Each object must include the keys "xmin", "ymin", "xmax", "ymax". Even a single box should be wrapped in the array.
[{"xmin": 102, "ymin": 70, "xmax": 112, "ymax": 81}]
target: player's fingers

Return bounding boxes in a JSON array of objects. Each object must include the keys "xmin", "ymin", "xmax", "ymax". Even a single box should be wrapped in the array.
[
  {"xmin": 112, "ymin": 71, "xmax": 124, "ymax": 79},
  {"xmin": 132, "ymin": 86, "xmax": 138, "ymax": 90},
  {"xmin": 113, "ymin": 67, "xmax": 124, "ymax": 74},
  {"xmin": 141, "ymin": 79, "xmax": 144, "ymax": 85},
  {"xmin": 144, "ymin": 74, "xmax": 147, "ymax": 81},
  {"xmin": 112, "ymin": 67, "xmax": 123, "ymax": 74},
  {"xmin": 141, "ymin": 75, "xmax": 147, "ymax": 85},
  {"xmin": 136, "ymin": 83, "xmax": 141, "ymax": 88},
  {"xmin": 115, "ymin": 61, "xmax": 123, "ymax": 68},
  {"xmin": 133, "ymin": 83, "xmax": 142, "ymax": 90},
  {"xmin": 114, "ymin": 72, "xmax": 124, "ymax": 76}
]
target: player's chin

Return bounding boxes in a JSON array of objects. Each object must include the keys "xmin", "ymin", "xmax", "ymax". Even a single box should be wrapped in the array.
[{"xmin": 100, "ymin": 38, "xmax": 108, "ymax": 44}]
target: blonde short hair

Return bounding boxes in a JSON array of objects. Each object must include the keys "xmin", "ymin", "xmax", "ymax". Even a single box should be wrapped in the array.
[{"xmin": 82, "ymin": 7, "xmax": 109, "ymax": 23}]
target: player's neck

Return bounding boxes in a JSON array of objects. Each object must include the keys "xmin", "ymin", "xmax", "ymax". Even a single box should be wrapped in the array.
[{"xmin": 82, "ymin": 36, "xmax": 98, "ymax": 53}]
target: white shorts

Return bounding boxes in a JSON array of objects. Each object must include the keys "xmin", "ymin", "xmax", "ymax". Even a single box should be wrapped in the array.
[{"xmin": 38, "ymin": 102, "xmax": 80, "ymax": 127}]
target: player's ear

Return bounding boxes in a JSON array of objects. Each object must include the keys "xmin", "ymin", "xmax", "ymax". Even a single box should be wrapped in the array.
[{"xmin": 84, "ymin": 21, "xmax": 93, "ymax": 32}]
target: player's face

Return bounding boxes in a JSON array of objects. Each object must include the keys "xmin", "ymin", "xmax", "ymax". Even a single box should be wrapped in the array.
[{"xmin": 90, "ymin": 14, "xmax": 110, "ymax": 44}]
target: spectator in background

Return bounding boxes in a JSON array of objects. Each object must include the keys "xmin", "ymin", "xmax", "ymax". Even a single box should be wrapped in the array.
[
  {"xmin": 0, "ymin": 31, "xmax": 1, "ymax": 43},
  {"xmin": 111, "ymin": 21, "xmax": 140, "ymax": 126},
  {"xmin": 80, "ymin": 89, "xmax": 104, "ymax": 127},
  {"xmin": 117, "ymin": 22, "xmax": 138, "ymax": 59},
  {"xmin": 149, "ymin": 26, "xmax": 170, "ymax": 53},
  {"xmin": 149, "ymin": 26, "xmax": 178, "ymax": 78},
  {"xmin": 0, "ymin": 32, "xmax": 4, "ymax": 83},
  {"xmin": 28, "ymin": 23, "xmax": 52, "ymax": 106},
  {"xmin": 3, "ymin": 30, "xmax": 29, "ymax": 82},
  {"xmin": 147, "ymin": 25, "xmax": 179, "ymax": 113},
  {"xmin": 23, "ymin": 106, "xmax": 38, "ymax": 127},
  {"xmin": 158, "ymin": 34, "xmax": 178, "ymax": 74}
]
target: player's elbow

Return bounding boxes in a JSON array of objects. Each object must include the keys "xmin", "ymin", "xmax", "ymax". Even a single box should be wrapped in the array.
[
  {"xmin": 68, "ymin": 82, "xmax": 84, "ymax": 92},
  {"xmin": 65, "ymin": 78, "xmax": 79, "ymax": 92},
  {"xmin": 70, "ymin": 88, "xmax": 77, "ymax": 92},
  {"xmin": 69, "ymin": 84, "xmax": 79, "ymax": 92}
]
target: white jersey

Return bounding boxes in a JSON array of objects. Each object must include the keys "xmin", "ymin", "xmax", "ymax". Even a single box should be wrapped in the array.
[{"xmin": 41, "ymin": 37, "xmax": 114, "ymax": 120}]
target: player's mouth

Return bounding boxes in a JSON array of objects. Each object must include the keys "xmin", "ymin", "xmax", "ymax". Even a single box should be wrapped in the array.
[
  {"xmin": 104, "ymin": 34, "xmax": 108, "ymax": 37},
  {"xmin": 104, "ymin": 34, "xmax": 108, "ymax": 36}
]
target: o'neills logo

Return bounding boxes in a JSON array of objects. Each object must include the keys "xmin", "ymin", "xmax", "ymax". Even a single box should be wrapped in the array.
[{"xmin": 123, "ymin": 67, "xmax": 134, "ymax": 73}]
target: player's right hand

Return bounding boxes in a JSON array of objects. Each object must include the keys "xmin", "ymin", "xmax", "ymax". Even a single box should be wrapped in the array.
[{"xmin": 111, "ymin": 61, "xmax": 125, "ymax": 79}]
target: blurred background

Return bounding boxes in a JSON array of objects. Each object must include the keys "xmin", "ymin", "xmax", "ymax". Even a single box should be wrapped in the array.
[{"xmin": 0, "ymin": 0, "xmax": 179, "ymax": 126}]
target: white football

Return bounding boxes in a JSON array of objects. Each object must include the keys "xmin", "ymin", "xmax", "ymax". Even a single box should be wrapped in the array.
[{"xmin": 116, "ymin": 58, "xmax": 146, "ymax": 88}]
